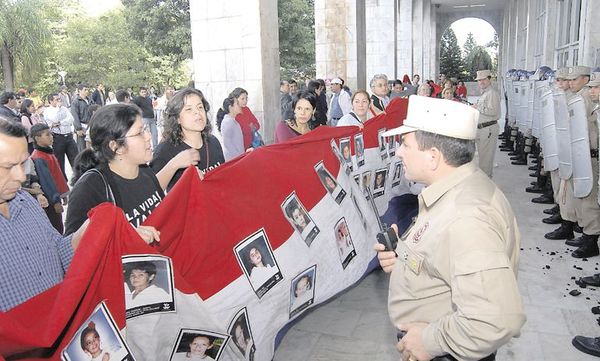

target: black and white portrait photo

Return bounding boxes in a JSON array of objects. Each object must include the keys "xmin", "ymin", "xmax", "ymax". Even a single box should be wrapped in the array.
[
  {"xmin": 314, "ymin": 161, "xmax": 346, "ymax": 204},
  {"xmin": 227, "ymin": 308, "xmax": 256, "ymax": 361},
  {"xmin": 289, "ymin": 265, "xmax": 317, "ymax": 319},
  {"xmin": 339, "ymin": 137, "xmax": 353, "ymax": 172},
  {"xmin": 169, "ymin": 329, "xmax": 229, "ymax": 361},
  {"xmin": 122, "ymin": 255, "xmax": 175, "ymax": 319},
  {"xmin": 334, "ymin": 218, "xmax": 357, "ymax": 269},
  {"xmin": 372, "ymin": 168, "xmax": 388, "ymax": 198},
  {"xmin": 354, "ymin": 133, "xmax": 365, "ymax": 167},
  {"xmin": 281, "ymin": 192, "xmax": 320, "ymax": 246}
]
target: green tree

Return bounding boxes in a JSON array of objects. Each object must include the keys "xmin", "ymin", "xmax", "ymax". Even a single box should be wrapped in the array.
[
  {"xmin": 439, "ymin": 28, "xmax": 463, "ymax": 79},
  {"xmin": 278, "ymin": 0, "xmax": 315, "ymax": 80},
  {"xmin": 121, "ymin": 0, "xmax": 191, "ymax": 62},
  {"xmin": 463, "ymin": 32, "xmax": 477, "ymax": 58},
  {"xmin": 485, "ymin": 32, "xmax": 499, "ymax": 75},
  {"xmin": 465, "ymin": 46, "xmax": 492, "ymax": 81},
  {"xmin": 0, "ymin": 0, "xmax": 52, "ymax": 91},
  {"xmin": 57, "ymin": 11, "xmax": 151, "ymax": 89}
]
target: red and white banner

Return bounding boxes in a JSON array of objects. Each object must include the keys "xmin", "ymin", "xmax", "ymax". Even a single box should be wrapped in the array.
[{"xmin": 0, "ymin": 99, "xmax": 408, "ymax": 361}]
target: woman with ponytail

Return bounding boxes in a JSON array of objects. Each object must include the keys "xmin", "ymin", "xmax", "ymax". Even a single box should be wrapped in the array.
[
  {"xmin": 65, "ymin": 104, "xmax": 194, "ymax": 242},
  {"xmin": 216, "ymin": 96, "xmax": 247, "ymax": 161}
]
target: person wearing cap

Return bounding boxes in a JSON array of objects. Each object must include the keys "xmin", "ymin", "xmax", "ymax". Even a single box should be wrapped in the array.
[
  {"xmin": 544, "ymin": 67, "xmax": 579, "ymax": 242},
  {"xmin": 328, "ymin": 77, "xmax": 351, "ymax": 126},
  {"xmin": 374, "ymin": 95, "xmax": 525, "ymax": 361},
  {"xmin": 559, "ymin": 65, "xmax": 600, "ymax": 258},
  {"xmin": 472, "ymin": 69, "xmax": 501, "ymax": 178}
]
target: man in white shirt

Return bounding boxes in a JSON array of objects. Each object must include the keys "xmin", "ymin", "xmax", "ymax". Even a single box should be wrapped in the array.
[
  {"xmin": 328, "ymin": 78, "xmax": 351, "ymax": 126},
  {"xmin": 43, "ymin": 93, "xmax": 78, "ymax": 181}
]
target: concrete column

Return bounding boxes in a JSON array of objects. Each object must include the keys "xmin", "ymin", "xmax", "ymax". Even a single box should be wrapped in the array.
[
  {"xmin": 580, "ymin": 0, "xmax": 600, "ymax": 66},
  {"xmin": 365, "ymin": 0, "xmax": 396, "ymax": 81},
  {"xmin": 315, "ymin": 0, "xmax": 359, "ymax": 90},
  {"xmin": 396, "ymin": 0, "xmax": 413, "ymax": 78},
  {"xmin": 543, "ymin": 1, "xmax": 558, "ymax": 67},
  {"xmin": 189, "ymin": 0, "xmax": 280, "ymax": 143}
]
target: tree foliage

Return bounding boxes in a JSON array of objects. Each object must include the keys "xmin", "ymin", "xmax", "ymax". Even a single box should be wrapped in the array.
[
  {"xmin": 463, "ymin": 32, "xmax": 477, "ymax": 58},
  {"xmin": 121, "ymin": 0, "xmax": 191, "ymax": 62},
  {"xmin": 439, "ymin": 28, "xmax": 463, "ymax": 79},
  {"xmin": 465, "ymin": 46, "xmax": 492, "ymax": 81},
  {"xmin": 278, "ymin": 0, "xmax": 315, "ymax": 80},
  {"xmin": 0, "ymin": 0, "xmax": 53, "ymax": 90}
]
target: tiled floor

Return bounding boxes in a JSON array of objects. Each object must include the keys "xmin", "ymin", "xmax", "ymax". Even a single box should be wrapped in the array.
[{"xmin": 275, "ymin": 147, "xmax": 600, "ymax": 360}]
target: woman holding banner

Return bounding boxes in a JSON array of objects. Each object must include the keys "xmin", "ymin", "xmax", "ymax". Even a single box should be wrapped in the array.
[
  {"xmin": 336, "ymin": 90, "xmax": 371, "ymax": 128},
  {"xmin": 274, "ymin": 90, "xmax": 317, "ymax": 143}
]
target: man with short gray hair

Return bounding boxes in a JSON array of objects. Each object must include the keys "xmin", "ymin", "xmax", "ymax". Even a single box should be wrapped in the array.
[{"xmin": 375, "ymin": 95, "xmax": 524, "ymax": 361}]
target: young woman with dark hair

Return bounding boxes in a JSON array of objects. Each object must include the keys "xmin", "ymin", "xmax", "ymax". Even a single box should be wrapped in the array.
[
  {"xmin": 274, "ymin": 90, "xmax": 317, "ymax": 143},
  {"xmin": 230, "ymin": 87, "xmax": 261, "ymax": 149},
  {"xmin": 65, "ymin": 104, "xmax": 193, "ymax": 242},
  {"xmin": 216, "ymin": 95, "xmax": 246, "ymax": 161},
  {"xmin": 151, "ymin": 88, "xmax": 225, "ymax": 191},
  {"xmin": 20, "ymin": 98, "xmax": 41, "ymax": 153}
]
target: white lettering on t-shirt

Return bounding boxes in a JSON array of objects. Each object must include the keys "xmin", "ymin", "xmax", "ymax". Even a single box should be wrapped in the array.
[{"xmin": 125, "ymin": 191, "xmax": 163, "ymax": 227}]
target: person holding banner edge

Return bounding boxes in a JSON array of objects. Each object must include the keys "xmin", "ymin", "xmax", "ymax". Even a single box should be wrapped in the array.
[{"xmin": 374, "ymin": 96, "xmax": 524, "ymax": 361}]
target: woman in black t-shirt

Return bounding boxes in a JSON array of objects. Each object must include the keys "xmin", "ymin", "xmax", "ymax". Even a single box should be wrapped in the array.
[
  {"xmin": 151, "ymin": 88, "xmax": 225, "ymax": 191},
  {"xmin": 65, "ymin": 104, "xmax": 194, "ymax": 242}
]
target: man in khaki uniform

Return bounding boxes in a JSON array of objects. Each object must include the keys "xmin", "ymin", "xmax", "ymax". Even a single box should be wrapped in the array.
[
  {"xmin": 563, "ymin": 66, "xmax": 600, "ymax": 258},
  {"xmin": 375, "ymin": 95, "xmax": 525, "ymax": 361},
  {"xmin": 544, "ymin": 67, "xmax": 578, "ymax": 241},
  {"xmin": 472, "ymin": 70, "xmax": 501, "ymax": 178}
]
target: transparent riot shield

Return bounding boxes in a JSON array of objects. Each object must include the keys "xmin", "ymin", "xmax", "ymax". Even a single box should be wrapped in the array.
[
  {"xmin": 518, "ymin": 82, "xmax": 529, "ymax": 130},
  {"xmin": 532, "ymin": 80, "xmax": 549, "ymax": 138},
  {"xmin": 567, "ymin": 95, "xmax": 593, "ymax": 198},
  {"xmin": 554, "ymin": 89, "xmax": 573, "ymax": 180},
  {"xmin": 540, "ymin": 89, "xmax": 559, "ymax": 171}
]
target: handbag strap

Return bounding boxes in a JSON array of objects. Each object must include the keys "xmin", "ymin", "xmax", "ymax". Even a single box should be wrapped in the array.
[{"xmin": 81, "ymin": 168, "xmax": 115, "ymax": 204}]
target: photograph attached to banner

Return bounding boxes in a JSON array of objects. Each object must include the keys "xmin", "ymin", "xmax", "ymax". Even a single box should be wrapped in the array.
[
  {"xmin": 388, "ymin": 135, "xmax": 397, "ymax": 158},
  {"xmin": 354, "ymin": 133, "xmax": 365, "ymax": 168},
  {"xmin": 339, "ymin": 136, "xmax": 353, "ymax": 172},
  {"xmin": 314, "ymin": 161, "xmax": 346, "ymax": 204},
  {"xmin": 122, "ymin": 254, "xmax": 175, "ymax": 320},
  {"xmin": 353, "ymin": 174, "xmax": 360, "ymax": 186},
  {"xmin": 372, "ymin": 168, "xmax": 388, "ymax": 198},
  {"xmin": 289, "ymin": 265, "xmax": 317, "ymax": 319},
  {"xmin": 228, "ymin": 308, "xmax": 256, "ymax": 361},
  {"xmin": 234, "ymin": 229, "xmax": 283, "ymax": 299},
  {"xmin": 378, "ymin": 128, "xmax": 388, "ymax": 160},
  {"xmin": 169, "ymin": 329, "xmax": 229, "ymax": 361},
  {"xmin": 330, "ymin": 139, "xmax": 349, "ymax": 174},
  {"xmin": 391, "ymin": 162, "xmax": 403, "ymax": 187},
  {"xmin": 334, "ymin": 217, "xmax": 357, "ymax": 269},
  {"xmin": 350, "ymin": 190, "xmax": 368, "ymax": 230},
  {"xmin": 281, "ymin": 192, "xmax": 320, "ymax": 246},
  {"xmin": 62, "ymin": 302, "xmax": 134, "ymax": 361},
  {"xmin": 361, "ymin": 171, "xmax": 372, "ymax": 199}
]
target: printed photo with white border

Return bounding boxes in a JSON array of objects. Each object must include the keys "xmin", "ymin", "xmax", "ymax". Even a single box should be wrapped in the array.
[
  {"xmin": 372, "ymin": 167, "xmax": 388, "ymax": 198},
  {"xmin": 234, "ymin": 229, "xmax": 283, "ymax": 299},
  {"xmin": 361, "ymin": 171, "xmax": 372, "ymax": 199},
  {"xmin": 334, "ymin": 217, "xmax": 357, "ymax": 270},
  {"xmin": 330, "ymin": 139, "xmax": 351, "ymax": 175},
  {"xmin": 61, "ymin": 302, "xmax": 134, "ymax": 361},
  {"xmin": 281, "ymin": 192, "xmax": 320, "ymax": 246},
  {"xmin": 227, "ymin": 308, "xmax": 256, "ymax": 361},
  {"xmin": 388, "ymin": 135, "xmax": 397, "ymax": 157},
  {"xmin": 339, "ymin": 137, "xmax": 353, "ymax": 172},
  {"xmin": 122, "ymin": 254, "xmax": 175, "ymax": 320},
  {"xmin": 391, "ymin": 162, "xmax": 404, "ymax": 187},
  {"xmin": 169, "ymin": 329, "xmax": 229, "ymax": 361},
  {"xmin": 289, "ymin": 265, "xmax": 317, "ymax": 319},
  {"xmin": 378, "ymin": 128, "xmax": 388, "ymax": 160},
  {"xmin": 354, "ymin": 133, "xmax": 365, "ymax": 167},
  {"xmin": 314, "ymin": 161, "xmax": 346, "ymax": 204}
]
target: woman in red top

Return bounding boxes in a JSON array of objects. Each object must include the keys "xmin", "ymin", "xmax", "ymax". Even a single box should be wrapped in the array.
[
  {"xmin": 455, "ymin": 80, "xmax": 468, "ymax": 99},
  {"xmin": 230, "ymin": 88, "xmax": 261, "ymax": 149}
]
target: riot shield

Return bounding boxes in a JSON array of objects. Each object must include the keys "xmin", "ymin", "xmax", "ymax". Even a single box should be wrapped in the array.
[
  {"xmin": 518, "ymin": 82, "xmax": 529, "ymax": 129},
  {"xmin": 554, "ymin": 89, "xmax": 573, "ymax": 179},
  {"xmin": 568, "ymin": 95, "xmax": 593, "ymax": 197},
  {"xmin": 532, "ymin": 80, "xmax": 549, "ymax": 138},
  {"xmin": 526, "ymin": 80, "xmax": 535, "ymax": 134},
  {"xmin": 505, "ymin": 78, "xmax": 514, "ymax": 123},
  {"xmin": 540, "ymin": 89, "xmax": 559, "ymax": 171},
  {"xmin": 511, "ymin": 82, "xmax": 520, "ymax": 125}
]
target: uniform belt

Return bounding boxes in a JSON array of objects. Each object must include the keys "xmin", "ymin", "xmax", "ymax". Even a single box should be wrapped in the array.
[
  {"xmin": 592, "ymin": 149, "xmax": 599, "ymax": 158},
  {"xmin": 396, "ymin": 330, "xmax": 496, "ymax": 361},
  {"xmin": 52, "ymin": 132, "xmax": 72, "ymax": 137},
  {"xmin": 477, "ymin": 120, "xmax": 498, "ymax": 129}
]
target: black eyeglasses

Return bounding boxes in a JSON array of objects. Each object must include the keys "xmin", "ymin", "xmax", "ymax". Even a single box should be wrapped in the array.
[{"xmin": 117, "ymin": 124, "xmax": 150, "ymax": 140}]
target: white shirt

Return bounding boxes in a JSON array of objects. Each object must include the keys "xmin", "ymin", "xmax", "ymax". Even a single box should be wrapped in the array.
[
  {"xmin": 43, "ymin": 106, "xmax": 74, "ymax": 134},
  {"xmin": 249, "ymin": 265, "xmax": 277, "ymax": 288},
  {"xmin": 126, "ymin": 284, "xmax": 170, "ymax": 309}
]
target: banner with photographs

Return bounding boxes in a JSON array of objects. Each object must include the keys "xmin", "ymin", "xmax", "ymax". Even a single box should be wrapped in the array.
[{"xmin": 0, "ymin": 99, "xmax": 411, "ymax": 361}]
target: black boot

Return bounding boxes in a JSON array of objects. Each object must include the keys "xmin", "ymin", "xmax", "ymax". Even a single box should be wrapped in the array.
[
  {"xmin": 511, "ymin": 157, "xmax": 527, "ymax": 165},
  {"xmin": 532, "ymin": 194, "xmax": 553, "ymax": 204},
  {"xmin": 526, "ymin": 185, "xmax": 544, "ymax": 193},
  {"xmin": 542, "ymin": 213, "xmax": 562, "ymax": 224},
  {"xmin": 572, "ymin": 336, "xmax": 600, "ymax": 357},
  {"xmin": 544, "ymin": 221, "xmax": 575, "ymax": 240},
  {"xmin": 528, "ymin": 165, "xmax": 538, "ymax": 171},
  {"xmin": 543, "ymin": 205, "xmax": 559, "ymax": 215},
  {"xmin": 574, "ymin": 223, "xmax": 583, "ymax": 233},
  {"xmin": 566, "ymin": 235, "xmax": 585, "ymax": 247},
  {"xmin": 572, "ymin": 234, "xmax": 600, "ymax": 258}
]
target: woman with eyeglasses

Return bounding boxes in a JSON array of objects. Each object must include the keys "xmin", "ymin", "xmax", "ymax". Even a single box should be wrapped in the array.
[{"xmin": 65, "ymin": 104, "xmax": 194, "ymax": 243}]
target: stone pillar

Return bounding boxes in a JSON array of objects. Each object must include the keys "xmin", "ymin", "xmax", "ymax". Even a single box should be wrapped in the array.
[
  {"xmin": 189, "ymin": 0, "xmax": 280, "ymax": 143},
  {"xmin": 365, "ymin": 0, "xmax": 396, "ymax": 81},
  {"xmin": 396, "ymin": 0, "xmax": 413, "ymax": 78},
  {"xmin": 580, "ymin": 0, "xmax": 600, "ymax": 66},
  {"xmin": 315, "ymin": 0, "xmax": 360, "ymax": 90}
]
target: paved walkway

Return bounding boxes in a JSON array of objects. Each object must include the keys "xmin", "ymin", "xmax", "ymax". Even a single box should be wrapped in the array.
[{"xmin": 275, "ymin": 147, "xmax": 600, "ymax": 361}]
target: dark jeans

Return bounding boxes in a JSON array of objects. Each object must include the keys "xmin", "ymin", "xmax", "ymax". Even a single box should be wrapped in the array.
[
  {"xmin": 52, "ymin": 133, "xmax": 78, "ymax": 182},
  {"xmin": 396, "ymin": 330, "xmax": 496, "ymax": 361}
]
